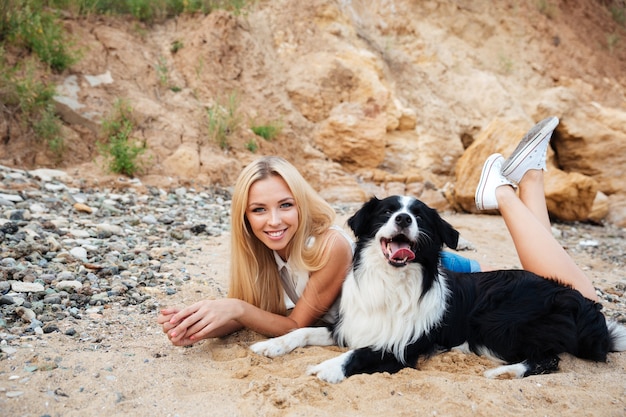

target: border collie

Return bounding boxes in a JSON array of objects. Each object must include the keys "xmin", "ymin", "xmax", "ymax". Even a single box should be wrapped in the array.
[{"xmin": 251, "ymin": 196, "xmax": 626, "ymax": 383}]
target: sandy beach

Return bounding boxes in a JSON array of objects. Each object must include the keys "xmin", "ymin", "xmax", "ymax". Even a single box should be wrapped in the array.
[{"xmin": 2, "ymin": 211, "xmax": 625, "ymax": 417}]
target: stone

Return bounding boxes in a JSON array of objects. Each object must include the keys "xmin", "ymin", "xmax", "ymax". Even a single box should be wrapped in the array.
[
  {"xmin": 454, "ymin": 119, "xmax": 599, "ymax": 221},
  {"xmin": 314, "ymin": 102, "xmax": 387, "ymax": 169},
  {"xmin": 11, "ymin": 282, "xmax": 45, "ymax": 293}
]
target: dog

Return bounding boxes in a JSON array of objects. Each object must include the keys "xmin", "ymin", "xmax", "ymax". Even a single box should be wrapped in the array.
[{"xmin": 251, "ymin": 196, "xmax": 626, "ymax": 383}]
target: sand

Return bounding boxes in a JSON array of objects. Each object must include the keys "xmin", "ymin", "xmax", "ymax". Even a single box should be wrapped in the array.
[{"xmin": 2, "ymin": 213, "xmax": 625, "ymax": 417}]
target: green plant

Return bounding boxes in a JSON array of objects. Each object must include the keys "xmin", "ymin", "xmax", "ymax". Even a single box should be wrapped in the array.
[
  {"xmin": 155, "ymin": 56, "xmax": 169, "ymax": 87},
  {"xmin": 536, "ymin": 0, "xmax": 557, "ymax": 20},
  {"xmin": 607, "ymin": 33, "xmax": 620, "ymax": 54},
  {"xmin": 251, "ymin": 120, "xmax": 283, "ymax": 141},
  {"xmin": 58, "ymin": 0, "xmax": 251, "ymax": 23},
  {"xmin": 610, "ymin": 4, "xmax": 625, "ymax": 26},
  {"xmin": 245, "ymin": 138, "xmax": 258, "ymax": 153},
  {"xmin": 170, "ymin": 39, "xmax": 184, "ymax": 53},
  {"xmin": 7, "ymin": 1, "xmax": 78, "ymax": 72},
  {"xmin": 207, "ymin": 92, "xmax": 241, "ymax": 149},
  {"xmin": 0, "ymin": 53, "xmax": 64, "ymax": 156},
  {"xmin": 34, "ymin": 102, "xmax": 64, "ymax": 158},
  {"xmin": 99, "ymin": 99, "xmax": 146, "ymax": 177}
]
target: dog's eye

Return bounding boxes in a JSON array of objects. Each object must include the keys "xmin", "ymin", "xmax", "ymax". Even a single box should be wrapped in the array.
[{"xmin": 383, "ymin": 209, "xmax": 393, "ymax": 216}]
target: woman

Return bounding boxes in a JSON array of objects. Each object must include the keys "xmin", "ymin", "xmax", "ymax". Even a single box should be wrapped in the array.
[{"xmin": 158, "ymin": 156, "xmax": 353, "ymax": 345}]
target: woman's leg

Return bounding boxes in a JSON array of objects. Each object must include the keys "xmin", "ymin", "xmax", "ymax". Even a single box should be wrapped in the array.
[
  {"xmin": 516, "ymin": 169, "xmax": 551, "ymax": 232},
  {"xmin": 495, "ymin": 179, "xmax": 598, "ymax": 301},
  {"xmin": 475, "ymin": 117, "xmax": 598, "ymax": 301}
]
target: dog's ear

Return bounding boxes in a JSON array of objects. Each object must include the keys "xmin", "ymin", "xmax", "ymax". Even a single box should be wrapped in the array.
[
  {"xmin": 347, "ymin": 196, "xmax": 380, "ymax": 237},
  {"xmin": 438, "ymin": 216, "xmax": 460, "ymax": 250},
  {"xmin": 425, "ymin": 204, "xmax": 459, "ymax": 249}
]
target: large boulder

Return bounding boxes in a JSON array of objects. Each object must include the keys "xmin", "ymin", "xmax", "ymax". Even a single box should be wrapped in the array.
[{"xmin": 454, "ymin": 119, "xmax": 598, "ymax": 221}]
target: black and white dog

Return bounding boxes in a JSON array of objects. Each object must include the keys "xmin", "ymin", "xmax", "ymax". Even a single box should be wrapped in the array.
[{"xmin": 251, "ymin": 196, "xmax": 626, "ymax": 383}]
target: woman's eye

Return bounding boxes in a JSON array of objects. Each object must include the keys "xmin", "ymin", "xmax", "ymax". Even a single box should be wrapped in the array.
[
  {"xmin": 280, "ymin": 202, "xmax": 294, "ymax": 209},
  {"xmin": 251, "ymin": 207, "xmax": 265, "ymax": 213}
]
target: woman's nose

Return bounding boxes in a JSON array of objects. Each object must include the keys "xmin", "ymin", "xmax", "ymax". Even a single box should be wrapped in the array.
[{"xmin": 268, "ymin": 209, "xmax": 281, "ymax": 225}]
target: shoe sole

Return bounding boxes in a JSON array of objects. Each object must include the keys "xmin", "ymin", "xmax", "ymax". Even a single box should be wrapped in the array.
[
  {"xmin": 501, "ymin": 116, "xmax": 559, "ymax": 178},
  {"xmin": 475, "ymin": 154, "xmax": 502, "ymax": 211}
]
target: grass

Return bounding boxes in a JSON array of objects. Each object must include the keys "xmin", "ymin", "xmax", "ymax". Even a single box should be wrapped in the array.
[
  {"xmin": 536, "ymin": 0, "xmax": 557, "ymax": 20},
  {"xmin": 245, "ymin": 138, "xmax": 258, "ymax": 153},
  {"xmin": 251, "ymin": 121, "xmax": 283, "ymax": 141},
  {"xmin": 207, "ymin": 92, "xmax": 242, "ymax": 149},
  {"xmin": 607, "ymin": 32, "xmax": 620, "ymax": 54},
  {"xmin": 609, "ymin": 3, "xmax": 626, "ymax": 27},
  {"xmin": 98, "ymin": 99, "xmax": 146, "ymax": 177},
  {"xmin": 2, "ymin": 1, "xmax": 79, "ymax": 72},
  {"xmin": 43, "ymin": 0, "xmax": 251, "ymax": 24},
  {"xmin": 0, "ymin": 49, "xmax": 64, "ymax": 157}
]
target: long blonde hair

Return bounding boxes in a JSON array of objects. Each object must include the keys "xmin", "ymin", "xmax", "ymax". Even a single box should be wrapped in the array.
[{"xmin": 228, "ymin": 156, "xmax": 337, "ymax": 315}]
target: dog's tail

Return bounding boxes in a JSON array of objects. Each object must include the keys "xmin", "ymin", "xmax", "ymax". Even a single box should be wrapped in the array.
[{"xmin": 607, "ymin": 321, "xmax": 626, "ymax": 352}]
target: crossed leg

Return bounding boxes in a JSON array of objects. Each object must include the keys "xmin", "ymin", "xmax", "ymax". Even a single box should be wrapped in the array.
[{"xmin": 495, "ymin": 170, "xmax": 598, "ymax": 301}]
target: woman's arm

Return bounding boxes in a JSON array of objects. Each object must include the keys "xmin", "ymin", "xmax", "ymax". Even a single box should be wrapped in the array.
[
  {"xmin": 159, "ymin": 229, "xmax": 353, "ymax": 344},
  {"xmin": 287, "ymin": 229, "xmax": 353, "ymax": 328}
]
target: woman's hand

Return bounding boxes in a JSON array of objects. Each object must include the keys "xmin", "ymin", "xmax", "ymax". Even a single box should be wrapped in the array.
[{"xmin": 158, "ymin": 299, "xmax": 244, "ymax": 346}]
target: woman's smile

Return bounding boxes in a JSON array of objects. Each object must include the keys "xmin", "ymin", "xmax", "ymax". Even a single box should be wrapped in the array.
[{"xmin": 265, "ymin": 229, "xmax": 288, "ymax": 239}]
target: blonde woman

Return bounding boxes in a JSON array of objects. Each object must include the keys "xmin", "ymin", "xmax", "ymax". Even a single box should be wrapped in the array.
[{"xmin": 158, "ymin": 156, "xmax": 353, "ymax": 346}]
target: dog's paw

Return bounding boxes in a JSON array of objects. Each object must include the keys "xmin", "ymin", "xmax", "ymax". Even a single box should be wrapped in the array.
[
  {"xmin": 250, "ymin": 338, "xmax": 292, "ymax": 358},
  {"xmin": 484, "ymin": 363, "xmax": 526, "ymax": 379},
  {"xmin": 306, "ymin": 351, "xmax": 352, "ymax": 383}
]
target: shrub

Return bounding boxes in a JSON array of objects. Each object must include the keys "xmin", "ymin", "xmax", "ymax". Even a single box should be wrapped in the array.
[
  {"xmin": 207, "ymin": 92, "xmax": 241, "ymax": 149},
  {"xmin": 98, "ymin": 99, "xmax": 146, "ymax": 177},
  {"xmin": 0, "ymin": 51, "xmax": 64, "ymax": 156},
  {"xmin": 5, "ymin": 1, "xmax": 78, "ymax": 72},
  {"xmin": 251, "ymin": 121, "xmax": 282, "ymax": 141}
]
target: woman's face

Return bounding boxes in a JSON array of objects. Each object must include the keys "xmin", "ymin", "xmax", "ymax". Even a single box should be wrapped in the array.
[{"xmin": 246, "ymin": 175, "xmax": 299, "ymax": 260}]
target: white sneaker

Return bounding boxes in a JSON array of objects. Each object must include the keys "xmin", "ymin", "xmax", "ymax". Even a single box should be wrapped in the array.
[
  {"xmin": 501, "ymin": 116, "xmax": 559, "ymax": 184},
  {"xmin": 475, "ymin": 153, "xmax": 515, "ymax": 211}
]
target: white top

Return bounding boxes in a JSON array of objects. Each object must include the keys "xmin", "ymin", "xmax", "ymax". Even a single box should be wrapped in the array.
[{"xmin": 273, "ymin": 225, "xmax": 355, "ymax": 324}]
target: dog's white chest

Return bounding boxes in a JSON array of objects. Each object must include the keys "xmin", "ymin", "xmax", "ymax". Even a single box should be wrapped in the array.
[{"xmin": 336, "ymin": 265, "xmax": 448, "ymax": 361}]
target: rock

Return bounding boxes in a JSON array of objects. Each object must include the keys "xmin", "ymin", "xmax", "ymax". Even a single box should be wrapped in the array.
[
  {"xmin": 11, "ymin": 282, "xmax": 45, "ymax": 293},
  {"xmin": 314, "ymin": 102, "xmax": 387, "ymax": 169},
  {"xmin": 73, "ymin": 203, "xmax": 93, "ymax": 213},
  {"xmin": 606, "ymin": 194, "xmax": 626, "ymax": 228},
  {"xmin": 454, "ymin": 119, "xmax": 598, "ymax": 221},
  {"xmin": 70, "ymin": 247, "xmax": 88, "ymax": 262},
  {"xmin": 15, "ymin": 306, "xmax": 36, "ymax": 322},
  {"xmin": 588, "ymin": 191, "xmax": 610, "ymax": 223},
  {"xmin": 56, "ymin": 280, "xmax": 83, "ymax": 291},
  {"xmin": 96, "ymin": 223, "xmax": 125, "ymax": 236},
  {"xmin": 162, "ymin": 143, "xmax": 201, "ymax": 178}
]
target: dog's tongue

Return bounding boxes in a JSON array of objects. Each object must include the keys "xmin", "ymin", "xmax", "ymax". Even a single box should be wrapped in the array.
[{"xmin": 388, "ymin": 241, "xmax": 415, "ymax": 262}]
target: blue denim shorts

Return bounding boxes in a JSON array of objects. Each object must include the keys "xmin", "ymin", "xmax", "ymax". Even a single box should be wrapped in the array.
[{"xmin": 440, "ymin": 251, "xmax": 481, "ymax": 273}]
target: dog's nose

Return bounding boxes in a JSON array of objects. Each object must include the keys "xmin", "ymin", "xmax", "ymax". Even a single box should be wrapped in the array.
[{"xmin": 394, "ymin": 213, "xmax": 412, "ymax": 228}]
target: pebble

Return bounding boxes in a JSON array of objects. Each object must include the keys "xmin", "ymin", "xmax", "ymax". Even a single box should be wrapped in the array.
[
  {"xmin": 0, "ymin": 163, "xmax": 232, "ymax": 350},
  {"xmin": 11, "ymin": 282, "xmax": 45, "ymax": 293}
]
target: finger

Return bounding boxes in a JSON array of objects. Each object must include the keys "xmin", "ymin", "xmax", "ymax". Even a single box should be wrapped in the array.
[
  {"xmin": 160, "ymin": 307, "xmax": 180, "ymax": 316},
  {"xmin": 157, "ymin": 313, "xmax": 174, "ymax": 325},
  {"xmin": 170, "ymin": 306, "xmax": 195, "ymax": 324}
]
